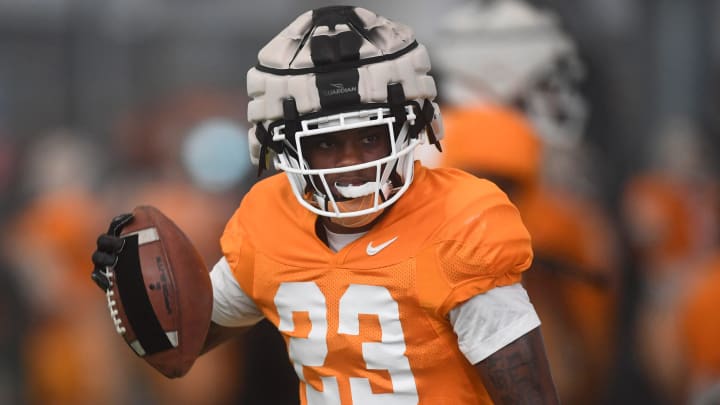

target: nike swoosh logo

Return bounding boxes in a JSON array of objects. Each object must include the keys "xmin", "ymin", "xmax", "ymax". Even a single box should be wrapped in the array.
[{"xmin": 366, "ymin": 236, "xmax": 398, "ymax": 256}]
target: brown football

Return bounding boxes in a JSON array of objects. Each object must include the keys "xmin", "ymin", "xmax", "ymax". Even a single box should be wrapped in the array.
[{"xmin": 105, "ymin": 205, "xmax": 212, "ymax": 378}]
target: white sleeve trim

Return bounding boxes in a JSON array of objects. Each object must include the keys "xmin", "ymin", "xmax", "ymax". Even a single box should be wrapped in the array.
[
  {"xmin": 210, "ymin": 257, "xmax": 265, "ymax": 327},
  {"xmin": 449, "ymin": 283, "xmax": 541, "ymax": 365}
]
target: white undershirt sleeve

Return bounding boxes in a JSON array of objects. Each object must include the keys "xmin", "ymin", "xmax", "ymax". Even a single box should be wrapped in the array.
[
  {"xmin": 449, "ymin": 283, "xmax": 541, "ymax": 365},
  {"xmin": 210, "ymin": 257, "xmax": 265, "ymax": 327}
]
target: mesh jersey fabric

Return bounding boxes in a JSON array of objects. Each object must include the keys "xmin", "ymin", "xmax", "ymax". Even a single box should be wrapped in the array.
[{"xmin": 220, "ymin": 162, "xmax": 533, "ymax": 404}]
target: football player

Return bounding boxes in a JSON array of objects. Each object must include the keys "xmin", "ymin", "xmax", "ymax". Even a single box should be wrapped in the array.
[
  {"xmin": 92, "ymin": 6, "xmax": 558, "ymax": 404},
  {"xmin": 424, "ymin": 2, "xmax": 621, "ymax": 403},
  {"xmin": 430, "ymin": 0, "xmax": 588, "ymax": 150}
]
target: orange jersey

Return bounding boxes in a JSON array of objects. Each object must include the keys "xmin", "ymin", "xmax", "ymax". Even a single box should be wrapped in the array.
[
  {"xmin": 680, "ymin": 255, "xmax": 720, "ymax": 375},
  {"xmin": 221, "ymin": 163, "xmax": 533, "ymax": 404}
]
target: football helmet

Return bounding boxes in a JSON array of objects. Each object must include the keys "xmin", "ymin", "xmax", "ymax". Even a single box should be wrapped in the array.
[
  {"xmin": 433, "ymin": 0, "xmax": 587, "ymax": 147},
  {"xmin": 440, "ymin": 104, "xmax": 542, "ymax": 189},
  {"xmin": 246, "ymin": 6, "xmax": 442, "ymax": 224}
]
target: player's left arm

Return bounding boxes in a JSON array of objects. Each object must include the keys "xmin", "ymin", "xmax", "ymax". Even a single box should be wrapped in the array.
[
  {"xmin": 438, "ymin": 182, "xmax": 557, "ymax": 402},
  {"xmin": 474, "ymin": 327, "xmax": 559, "ymax": 404},
  {"xmin": 447, "ymin": 283, "xmax": 558, "ymax": 404}
]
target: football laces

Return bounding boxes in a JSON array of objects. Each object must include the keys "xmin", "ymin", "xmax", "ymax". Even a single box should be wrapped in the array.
[{"xmin": 103, "ymin": 265, "xmax": 126, "ymax": 335}]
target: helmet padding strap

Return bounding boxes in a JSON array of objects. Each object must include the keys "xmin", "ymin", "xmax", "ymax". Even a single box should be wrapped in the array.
[
  {"xmin": 414, "ymin": 99, "xmax": 441, "ymax": 151},
  {"xmin": 387, "ymin": 83, "xmax": 407, "ymax": 139},
  {"xmin": 254, "ymin": 124, "xmax": 276, "ymax": 176}
]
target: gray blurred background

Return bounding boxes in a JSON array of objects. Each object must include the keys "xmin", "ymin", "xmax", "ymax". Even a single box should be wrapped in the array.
[{"xmin": 0, "ymin": 0, "xmax": 717, "ymax": 177}]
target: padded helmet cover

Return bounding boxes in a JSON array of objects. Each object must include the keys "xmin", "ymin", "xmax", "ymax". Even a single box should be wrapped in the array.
[{"xmin": 246, "ymin": 6, "xmax": 440, "ymax": 165}]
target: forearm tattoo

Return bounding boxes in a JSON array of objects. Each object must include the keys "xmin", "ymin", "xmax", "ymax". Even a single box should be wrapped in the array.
[{"xmin": 475, "ymin": 328, "xmax": 558, "ymax": 404}]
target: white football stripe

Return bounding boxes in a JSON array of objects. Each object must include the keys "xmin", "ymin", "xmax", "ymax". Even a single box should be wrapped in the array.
[{"xmin": 123, "ymin": 227, "xmax": 160, "ymax": 245}]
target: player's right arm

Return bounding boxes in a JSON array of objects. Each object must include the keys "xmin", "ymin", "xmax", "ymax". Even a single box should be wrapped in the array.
[
  {"xmin": 202, "ymin": 256, "xmax": 265, "ymax": 353},
  {"xmin": 91, "ymin": 214, "xmax": 263, "ymax": 355},
  {"xmin": 202, "ymin": 322, "xmax": 251, "ymax": 354}
]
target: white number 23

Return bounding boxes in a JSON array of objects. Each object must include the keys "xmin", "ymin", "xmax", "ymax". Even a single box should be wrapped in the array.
[{"xmin": 274, "ymin": 282, "xmax": 419, "ymax": 405}]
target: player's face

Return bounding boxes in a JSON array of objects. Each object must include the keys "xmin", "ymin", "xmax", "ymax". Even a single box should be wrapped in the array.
[{"xmin": 301, "ymin": 125, "xmax": 391, "ymax": 199}]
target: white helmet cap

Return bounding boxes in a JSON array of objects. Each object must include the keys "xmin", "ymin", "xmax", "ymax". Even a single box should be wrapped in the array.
[{"xmin": 246, "ymin": 6, "xmax": 443, "ymax": 221}]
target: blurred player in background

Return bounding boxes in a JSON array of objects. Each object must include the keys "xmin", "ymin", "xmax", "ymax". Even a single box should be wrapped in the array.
[
  {"xmin": 106, "ymin": 89, "xmax": 256, "ymax": 404},
  {"xmin": 420, "ymin": 0, "xmax": 622, "ymax": 403},
  {"xmin": 6, "ymin": 93, "xmax": 257, "ymax": 403},
  {"xmin": 679, "ymin": 252, "xmax": 720, "ymax": 404},
  {"xmin": 621, "ymin": 117, "xmax": 720, "ymax": 403},
  {"xmin": 93, "ymin": 5, "xmax": 559, "ymax": 404},
  {"xmin": 5, "ymin": 131, "xmax": 137, "ymax": 404}
]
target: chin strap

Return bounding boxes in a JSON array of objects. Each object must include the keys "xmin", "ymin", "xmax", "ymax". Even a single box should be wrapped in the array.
[
  {"xmin": 326, "ymin": 193, "xmax": 386, "ymax": 228},
  {"xmin": 329, "ymin": 208, "xmax": 385, "ymax": 228}
]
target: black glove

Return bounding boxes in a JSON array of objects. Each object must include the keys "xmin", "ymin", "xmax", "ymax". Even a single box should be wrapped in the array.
[{"xmin": 91, "ymin": 213, "xmax": 134, "ymax": 291}]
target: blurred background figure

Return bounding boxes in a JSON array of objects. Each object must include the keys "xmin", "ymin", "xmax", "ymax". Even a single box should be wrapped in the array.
[
  {"xmin": 621, "ymin": 116, "xmax": 720, "ymax": 404},
  {"xmin": 679, "ymin": 252, "xmax": 720, "ymax": 405},
  {"xmin": 420, "ymin": 1, "xmax": 622, "ymax": 403},
  {"xmin": 0, "ymin": 92, "xmax": 262, "ymax": 404},
  {"xmin": 101, "ymin": 88, "xmax": 260, "ymax": 405},
  {"xmin": 437, "ymin": 106, "xmax": 620, "ymax": 404},
  {"xmin": 104, "ymin": 87, "xmax": 299, "ymax": 404},
  {"xmin": 2, "ymin": 130, "xmax": 138, "ymax": 404}
]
